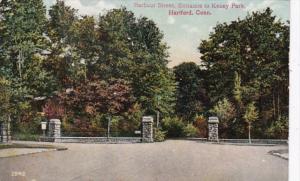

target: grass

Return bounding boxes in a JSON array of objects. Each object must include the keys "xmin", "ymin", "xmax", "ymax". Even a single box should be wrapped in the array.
[
  {"xmin": 0, "ymin": 143, "xmax": 67, "ymax": 151},
  {"xmin": 12, "ymin": 133, "xmax": 41, "ymax": 141}
]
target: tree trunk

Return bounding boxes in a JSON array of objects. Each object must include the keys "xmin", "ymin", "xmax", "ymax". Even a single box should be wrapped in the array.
[
  {"xmin": 277, "ymin": 91, "xmax": 281, "ymax": 119},
  {"xmin": 273, "ymin": 91, "xmax": 276, "ymax": 119},
  {"xmin": 156, "ymin": 111, "xmax": 160, "ymax": 128},
  {"xmin": 248, "ymin": 123, "xmax": 252, "ymax": 144}
]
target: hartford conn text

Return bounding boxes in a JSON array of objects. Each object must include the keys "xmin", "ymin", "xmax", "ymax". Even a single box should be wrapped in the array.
[{"xmin": 134, "ymin": 2, "xmax": 245, "ymax": 16}]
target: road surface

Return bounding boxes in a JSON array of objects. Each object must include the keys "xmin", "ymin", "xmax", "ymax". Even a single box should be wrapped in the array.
[{"xmin": 0, "ymin": 140, "xmax": 288, "ymax": 181}]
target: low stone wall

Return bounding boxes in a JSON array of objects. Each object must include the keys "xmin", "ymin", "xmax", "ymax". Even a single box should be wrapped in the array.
[
  {"xmin": 40, "ymin": 136, "xmax": 142, "ymax": 144},
  {"xmin": 186, "ymin": 138, "xmax": 288, "ymax": 145},
  {"xmin": 218, "ymin": 139, "xmax": 288, "ymax": 145}
]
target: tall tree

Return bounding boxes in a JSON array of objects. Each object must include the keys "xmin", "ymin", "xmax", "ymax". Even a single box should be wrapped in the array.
[
  {"xmin": 199, "ymin": 8, "xmax": 289, "ymax": 138},
  {"xmin": 45, "ymin": 0, "xmax": 78, "ymax": 88},
  {"xmin": 173, "ymin": 62, "xmax": 208, "ymax": 121},
  {"xmin": 70, "ymin": 16, "xmax": 99, "ymax": 80},
  {"xmin": 96, "ymin": 8, "xmax": 176, "ymax": 116},
  {"xmin": 0, "ymin": 0, "xmax": 56, "ymax": 109}
]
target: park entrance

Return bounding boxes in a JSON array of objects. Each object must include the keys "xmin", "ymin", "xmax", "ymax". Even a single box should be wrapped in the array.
[{"xmin": 42, "ymin": 116, "xmax": 154, "ymax": 144}]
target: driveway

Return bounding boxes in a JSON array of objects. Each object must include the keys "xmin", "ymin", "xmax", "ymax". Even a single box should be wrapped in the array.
[{"xmin": 0, "ymin": 140, "xmax": 288, "ymax": 181}]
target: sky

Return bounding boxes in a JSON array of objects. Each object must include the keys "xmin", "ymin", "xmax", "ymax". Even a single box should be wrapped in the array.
[{"xmin": 43, "ymin": 0, "xmax": 290, "ymax": 67}]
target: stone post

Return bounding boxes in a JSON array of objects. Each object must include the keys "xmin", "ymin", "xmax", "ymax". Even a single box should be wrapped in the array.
[
  {"xmin": 1, "ymin": 121, "xmax": 11, "ymax": 143},
  {"xmin": 208, "ymin": 117, "xmax": 219, "ymax": 142},
  {"xmin": 48, "ymin": 119, "xmax": 61, "ymax": 142},
  {"xmin": 142, "ymin": 116, "xmax": 153, "ymax": 143}
]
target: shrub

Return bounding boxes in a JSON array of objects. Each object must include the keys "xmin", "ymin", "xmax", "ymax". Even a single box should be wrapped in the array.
[
  {"xmin": 154, "ymin": 128, "xmax": 166, "ymax": 142},
  {"xmin": 266, "ymin": 116, "xmax": 288, "ymax": 139},
  {"xmin": 194, "ymin": 115, "xmax": 208, "ymax": 137},
  {"xmin": 210, "ymin": 98, "xmax": 236, "ymax": 125},
  {"xmin": 183, "ymin": 124, "xmax": 198, "ymax": 137},
  {"xmin": 12, "ymin": 114, "xmax": 44, "ymax": 141},
  {"xmin": 210, "ymin": 98, "xmax": 236, "ymax": 137},
  {"xmin": 162, "ymin": 117, "xmax": 185, "ymax": 137},
  {"xmin": 13, "ymin": 133, "xmax": 40, "ymax": 141},
  {"xmin": 43, "ymin": 99, "xmax": 65, "ymax": 119}
]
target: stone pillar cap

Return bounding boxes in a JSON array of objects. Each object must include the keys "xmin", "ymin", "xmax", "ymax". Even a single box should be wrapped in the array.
[
  {"xmin": 142, "ymin": 116, "xmax": 154, "ymax": 123},
  {"xmin": 49, "ymin": 119, "xmax": 61, "ymax": 124},
  {"xmin": 208, "ymin": 117, "xmax": 219, "ymax": 123}
]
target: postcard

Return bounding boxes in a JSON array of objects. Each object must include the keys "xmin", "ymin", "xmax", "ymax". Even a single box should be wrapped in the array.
[{"xmin": 0, "ymin": 0, "xmax": 291, "ymax": 181}]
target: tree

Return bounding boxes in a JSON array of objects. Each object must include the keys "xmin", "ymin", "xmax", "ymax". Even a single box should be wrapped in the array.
[
  {"xmin": 45, "ymin": 0, "xmax": 78, "ymax": 87},
  {"xmin": 243, "ymin": 102, "xmax": 258, "ymax": 143},
  {"xmin": 58, "ymin": 79, "xmax": 136, "ymax": 117},
  {"xmin": 96, "ymin": 8, "xmax": 176, "ymax": 116},
  {"xmin": 199, "ymin": 8, "xmax": 289, "ymax": 138},
  {"xmin": 0, "ymin": 77, "xmax": 11, "ymax": 122},
  {"xmin": 55, "ymin": 78, "xmax": 141, "ymax": 134},
  {"xmin": 0, "ymin": 0, "xmax": 57, "ymax": 127},
  {"xmin": 173, "ymin": 62, "xmax": 208, "ymax": 121},
  {"xmin": 69, "ymin": 16, "xmax": 99, "ymax": 80}
]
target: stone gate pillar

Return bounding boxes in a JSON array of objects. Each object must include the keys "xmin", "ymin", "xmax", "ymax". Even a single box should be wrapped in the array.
[
  {"xmin": 142, "ymin": 116, "xmax": 153, "ymax": 143},
  {"xmin": 0, "ymin": 121, "xmax": 11, "ymax": 143},
  {"xmin": 208, "ymin": 117, "xmax": 219, "ymax": 142},
  {"xmin": 48, "ymin": 119, "xmax": 61, "ymax": 142}
]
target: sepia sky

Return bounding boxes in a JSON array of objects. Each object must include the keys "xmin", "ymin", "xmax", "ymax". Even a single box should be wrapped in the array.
[{"xmin": 43, "ymin": 0, "xmax": 290, "ymax": 67}]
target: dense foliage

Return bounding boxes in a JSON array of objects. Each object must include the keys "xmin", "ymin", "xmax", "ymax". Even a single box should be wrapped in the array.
[
  {"xmin": 197, "ymin": 8, "xmax": 289, "ymax": 139},
  {"xmin": 173, "ymin": 62, "xmax": 209, "ymax": 121},
  {"xmin": 0, "ymin": 0, "xmax": 176, "ymax": 136},
  {"xmin": 171, "ymin": 8, "xmax": 289, "ymax": 139}
]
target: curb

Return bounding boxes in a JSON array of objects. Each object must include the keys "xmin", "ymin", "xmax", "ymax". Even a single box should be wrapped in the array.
[
  {"xmin": 210, "ymin": 142, "xmax": 277, "ymax": 146},
  {"xmin": 12, "ymin": 143, "xmax": 68, "ymax": 151},
  {"xmin": 0, "ymin": 148, "xmax": 57, "ymax": 158},
  {"xmin": 0, "ymin": 143, "xmax": 68, "ymax": 158},
  {"xmin": 269, "ymin": 150, "xmax": 289, "ymax": 160}
]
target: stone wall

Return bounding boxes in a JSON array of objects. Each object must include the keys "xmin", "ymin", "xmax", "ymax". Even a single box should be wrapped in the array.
[{"xmin": 54, "ymin": 137, "xmax": 142, "ymax": 144}]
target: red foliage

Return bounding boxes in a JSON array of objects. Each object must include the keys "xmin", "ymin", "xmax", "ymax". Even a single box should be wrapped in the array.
[
  {"xmin": 194, "ymin": 115, "xmax": 208, "ymax": 138},
  {"xmin": 58, "ymin": 79, "xmax": 135, "ymax": 116},
  {"xmin": 43, "ymin": 99, "xmax": 65, "ymax": 119}
]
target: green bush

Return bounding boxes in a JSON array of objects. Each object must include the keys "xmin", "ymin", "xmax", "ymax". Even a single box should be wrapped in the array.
[
  {"xmin": 11, "ymin": 114, "xmax": 45, "ymax": 141},
  {"xmin": 13, "ymin": 133, "xmax": 40, "ymax": 141},
  {"xmin": 210, "ymin": 98, "xmax": 236, "ymax": 138},
  {"xmin": 162, "ymin": 117, "xmax": 185, "ymax": 137},
  {"xmin": 154, "ymin": 128, "xmax": 166, "ymax": 142},
  {"xmin": 183, "ymin": 124, "xmax": 198, "ymax": 137},
  {"xmin": 266, "ymin": 116, "xmax": 288, "ymax": 139}
]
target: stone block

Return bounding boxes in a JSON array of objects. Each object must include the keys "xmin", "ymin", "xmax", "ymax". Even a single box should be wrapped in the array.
[
  {"xmin": 0, "ymin": 121, "xmax": 11, "ymax": 143},
  {"xmin": 208, "ymin": 117, "xmax": 219, "ymax": 142},
  {"xmin": 48, "ymin": 119, "xmax": 61, "ymax": 142},
  {"xmin": 142, "ymin": 116, "xmax": 153, "ymax": 143}
]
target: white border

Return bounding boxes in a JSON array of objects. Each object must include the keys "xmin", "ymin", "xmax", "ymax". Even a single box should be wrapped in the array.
[{"xmin": 289, "ymin": 0, "xmax": 300, "ymax": 181}]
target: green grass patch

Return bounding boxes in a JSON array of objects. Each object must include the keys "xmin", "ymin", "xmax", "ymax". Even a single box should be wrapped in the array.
[
  {"xmin": 12, "ymin": 133, "xmax": 41, "ymax": 141},
  {"xmin": 0, "ymin": 143, "xmax": 67, "ymax": 151}
]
